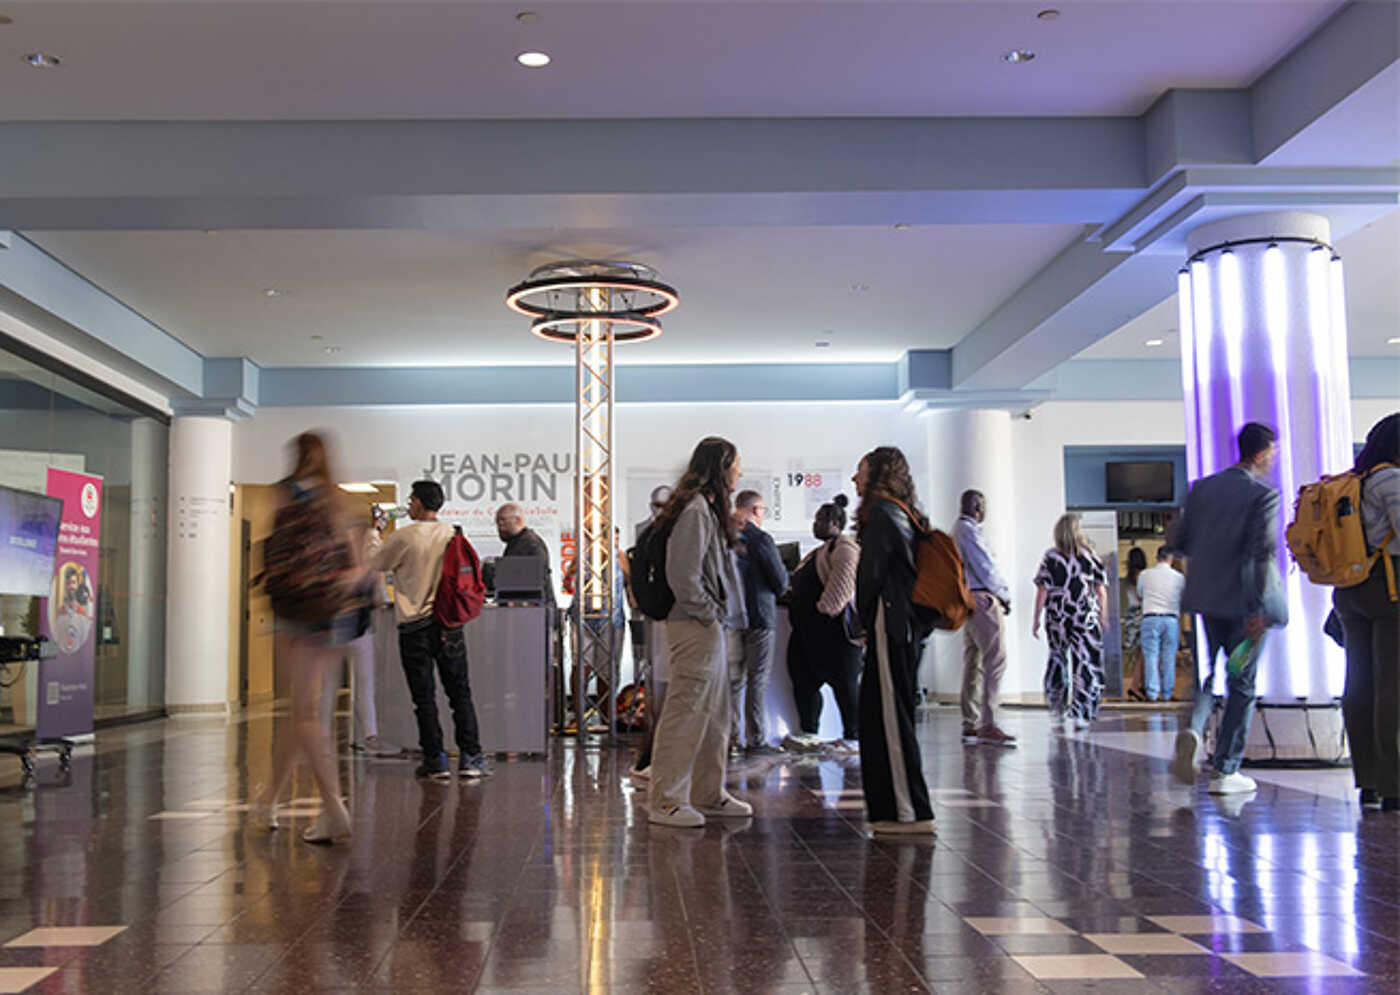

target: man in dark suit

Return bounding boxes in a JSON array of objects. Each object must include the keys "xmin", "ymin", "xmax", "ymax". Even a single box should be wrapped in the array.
[{"xmin": 1170, "ymin": 422, "xmax": 1286, "ymax": 794}]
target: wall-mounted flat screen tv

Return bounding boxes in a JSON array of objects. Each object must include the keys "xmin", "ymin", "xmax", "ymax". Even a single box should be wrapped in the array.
[
  {"xmin": 1105, "ymin": 461, "xmax": 1174, "ymax": 503},
  {"xmin": 0, "ymin": 484, "xmax": 63, "ymax": 596}
]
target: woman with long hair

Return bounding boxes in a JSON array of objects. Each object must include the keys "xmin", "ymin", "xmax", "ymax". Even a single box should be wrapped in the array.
[
  {"xmin": 1335, "ymin": 411, "xmax": 1400, "ymax": 811},
  {"xmin": 252, "ymin": 431, "xmax": 365, "ymax": 844},
  {"xmin": 647, "ymin": 436, "xmax": 753, "ymax": 828},
  {"xmin": 786, "ymin": 494, "xmax": 862, "ymax": 751},
  {"xmin": 1033, "ymin": 513, "xmax": 1109, "ymax": 731},
  {"xmin": 853, "ymin": 446, "xmax": 935, "ymax": 835},
  {"xmin": 1122, "ymin": 546, "xmax": 1148, "ymax": 701}
]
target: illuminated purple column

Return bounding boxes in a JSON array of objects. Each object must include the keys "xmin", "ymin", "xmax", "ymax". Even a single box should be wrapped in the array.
[{"xmin": 1178, "ymin": 212, "xmax": 1353, "ymax": 700}]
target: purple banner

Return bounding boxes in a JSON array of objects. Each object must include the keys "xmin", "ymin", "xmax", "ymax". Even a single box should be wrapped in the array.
[{"xmin": 37, "ymin": 468, "xmax": 102, "ymax": 739}]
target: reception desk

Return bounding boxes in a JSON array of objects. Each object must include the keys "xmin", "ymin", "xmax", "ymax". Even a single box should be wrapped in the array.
[{"xmin": 372, "ymin": 603, "xmax": 550, "ymax": 756}]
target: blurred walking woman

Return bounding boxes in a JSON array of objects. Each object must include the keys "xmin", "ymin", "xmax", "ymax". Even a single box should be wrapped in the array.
[
  {"xmin": 1335, "ymin": 412, "xmax": 1400, "ymax": 811},
  {"xmin": 647, "ymin": 436, "xmax": 752, "ymax": 828},
  {"xmin": 854, "ymin": 447, "xmax": 935, "ymax": 836},
  {"xmin": 1033, "ymin": 513, "xmax": 1109, "ymax": 731},
  {"xmin": 253, "ymin": 432, "xmax": 367, "ymax": 844}
]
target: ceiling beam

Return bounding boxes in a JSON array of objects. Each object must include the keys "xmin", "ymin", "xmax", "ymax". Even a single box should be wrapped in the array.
[
  {"xmin": 0, "ymin": 117, "xmax": 1146, "ymax": 231},
  {"xmin": 1252, "ymin": 0, "xmax": 1400, "ymax": 163}
]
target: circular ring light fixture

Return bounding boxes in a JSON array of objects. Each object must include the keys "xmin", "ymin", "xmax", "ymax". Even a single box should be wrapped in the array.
[
  {"xmin": 506, "ymin": 260, "xmax": 678, "ymax": 342},
  {"xmin": 530, "ymin": 313, "xmax": 662, "ymax": 344}
]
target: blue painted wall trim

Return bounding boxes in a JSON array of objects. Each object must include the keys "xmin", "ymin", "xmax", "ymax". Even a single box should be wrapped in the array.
[
  {"xmin": 1035, "ymin": 357, "xmax": 1399, "ymax": 402},
  {"xmin": 259, "ymin": 362, "xmax": 900, "ymax": 407},
  {"xmin": 900, "ymin": 350, "xmax": 952, "ymax": 395},
  {"xmin": 1064, "ymin": 444, "xmax": 1188, "ymax": 509}
]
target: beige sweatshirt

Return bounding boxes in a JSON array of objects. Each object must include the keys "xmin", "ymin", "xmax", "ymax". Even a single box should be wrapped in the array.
[
  {"xmin": 372, "ymin": 520, "xmax": 455, "ymax": 625},
  {"xmin": 815, "ymin": 534, "xmax": 859, "ymax": 617}
]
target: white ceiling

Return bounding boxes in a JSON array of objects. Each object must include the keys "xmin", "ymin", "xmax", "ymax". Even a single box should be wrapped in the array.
[
  {"xmin": 25, "ymin": 224, "xmax": 1085, "ymax": 366},
  {"xmin": 0, "ymin": 1, "xmax": 1341, "ymax": 120},
  {"xmin": 1077, "ymin": 208, "xmax": 1400, "ymax": 361}
]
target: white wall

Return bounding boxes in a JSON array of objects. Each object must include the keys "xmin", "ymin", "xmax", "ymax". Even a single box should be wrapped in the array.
[{"xmin": 234, "ymin": 401, "xmax": 925, "ymax": 556}]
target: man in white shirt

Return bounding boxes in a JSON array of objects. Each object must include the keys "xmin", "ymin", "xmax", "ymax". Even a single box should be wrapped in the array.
[
  {"xmin": 374, "ymin": 480, "xmax": 490, "ymax": 780},
  {"xmin": 1137, "ymin": 547, "xmax": 1186, "ymax": 702},
  {"xmin": 951, "ymin": 490, "xmax": 1014, "ymax": 746}
]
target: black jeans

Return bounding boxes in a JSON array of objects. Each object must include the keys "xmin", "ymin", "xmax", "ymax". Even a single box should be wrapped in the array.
[
  {"xmin": 1336, "ymin": 555, "xmax": 1400, "ymax": 797},
  {"xmin": 397, "ymin": 619, "xmax": 482, "ymax": 760}
]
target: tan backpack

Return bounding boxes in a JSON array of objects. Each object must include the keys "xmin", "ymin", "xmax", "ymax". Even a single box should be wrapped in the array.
[{"xmin": 1285, "ymin": 463, "xmax": 1396, "ymax": 602}]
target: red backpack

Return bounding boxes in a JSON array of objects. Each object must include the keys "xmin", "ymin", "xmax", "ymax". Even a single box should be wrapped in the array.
[{"xmin": 433, "ymin": 529, "xmax": 487, "ymax": 627}]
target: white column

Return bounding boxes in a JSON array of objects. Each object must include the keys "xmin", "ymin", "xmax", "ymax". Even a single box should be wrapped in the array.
[
  {"xmin": 919, "ymin": 408, "xmax": 1018, "ymax": 698},
  {"xmin": 125, "ymin": 417, "xmax": 167, "ymax": 710},
  {"xmin": 164, "ymin": 416, "xmax": 232, "ymax": 712},
  {"xmin": 1180, "ymin": 211, "xmax": 1352, "ymax": 700}
]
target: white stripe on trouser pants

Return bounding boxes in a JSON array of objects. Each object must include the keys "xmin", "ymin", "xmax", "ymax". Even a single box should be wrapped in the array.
[{"xmin": 875, "ymin": 602, "xmax": 915, "ymax": 822}]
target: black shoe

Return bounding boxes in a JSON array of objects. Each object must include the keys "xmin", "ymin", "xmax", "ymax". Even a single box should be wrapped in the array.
[
  {"xmin": 1360, "ymin": 788, "xmax": 1381, "ymax": 808},
  {"xmin": 1382, "ymin": 797, "xmax": 1400, "ymax": 812},
  {"xmin": 415, "ymin": 752, "xmax": 452, "ymax": 781}
]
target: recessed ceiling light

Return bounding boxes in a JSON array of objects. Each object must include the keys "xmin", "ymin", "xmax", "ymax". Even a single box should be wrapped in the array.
[
  {"xmin": 1388, "ymin": 336, "xmax": 1400, "ymax": 345},
  {"xmin": 893, "ymin": 223, "xmax": 911, "ymax": 230},
  {"xmin": 1145, "ymin": 339, "xmax": 1164, "ymax": 347},
  {"xmin": 1036, "ymin": 9, "xmax": 1061, "ymax": 20},
  {"xmin": 263, "ymin": 288, "xmax": 281, "ymax": 297},
  {"xmin": 515, "ymin": 11, "xmax": 539, "ymax": 23},
  {"xmin": 850, "ymin": 282, "xmax": 870, "ymax": 293},
  {"xmin": 814, "ymin": 341, "xmax": 831, "ymax": 348},
  {"xmin": 1003, "ymin": 50, "xmax": 1035, "ymax": 64},
  {"xmin": 310, "ymin": 334, "xmax": 323, "ymax": 341},
  {"xmin": 516, "ymin": 51, "xmax": 551, "ymax": 68},
  {"xmin": 324, "ymin": 346, "xmax": 342, "ymax": 355},
  {"xmin": 23, "ymin": 52, "xmax": 60, "ymax": 68}
]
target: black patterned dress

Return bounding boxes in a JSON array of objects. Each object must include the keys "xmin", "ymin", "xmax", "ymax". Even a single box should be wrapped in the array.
[{"xmin": 1035, "ymin": 547, "xmax": 1109, "ymax": 722}]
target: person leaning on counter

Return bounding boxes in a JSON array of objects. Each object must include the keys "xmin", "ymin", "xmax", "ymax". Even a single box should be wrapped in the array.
[{"xmin": 495, "ymin": 502, "xmax": 555, "ymax": 599}]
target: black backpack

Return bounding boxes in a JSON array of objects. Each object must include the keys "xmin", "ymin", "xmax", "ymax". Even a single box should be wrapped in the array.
[{"xmin": 628, "ymin": 521, "xmax": 675, "ymax": 621}]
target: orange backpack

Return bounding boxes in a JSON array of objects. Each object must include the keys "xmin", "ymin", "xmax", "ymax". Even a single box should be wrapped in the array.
[{"xmin": 880, "ymin": 496, "xmax": 977, "ymax": 631}]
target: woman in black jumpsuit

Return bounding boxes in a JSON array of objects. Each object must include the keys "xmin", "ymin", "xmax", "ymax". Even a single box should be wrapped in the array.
[{"xmin": 853, "ymin": 447, "xmax": 936, "ymax": 835}]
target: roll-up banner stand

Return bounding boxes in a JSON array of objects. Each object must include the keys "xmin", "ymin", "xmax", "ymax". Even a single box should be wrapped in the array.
[{"xmin": 37, "ymin": 467, "xmax": 102, "ymax": 739}]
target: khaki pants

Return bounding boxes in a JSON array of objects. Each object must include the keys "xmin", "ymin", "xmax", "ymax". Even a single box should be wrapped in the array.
[
  {"xmin": 961, "ymin": 592, "xmax": 1007, "ymax": 730},
  {"xmin": 649, "ymin": 618, "xmax": 731, "ymax": 814}
]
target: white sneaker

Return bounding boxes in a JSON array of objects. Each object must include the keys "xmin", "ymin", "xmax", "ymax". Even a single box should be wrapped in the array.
[
  {"xmin": 1073, "ymin": 717, "xmax": 1092, "ymax": 731},
  {"xmin": 1207, "ymin": 771, "xmax": 1257, "ymax": 795},
  {"xmin": 697, "ymin": 793, "xmax": 753, "ymax": 818},
  {"xmin": 628, "ymin": 766, "xmax": 650, "ymax": 789},
  {"xmin": 649, "ymin": 804, "xmax": 705, "ymax": 828},
  {"xmin": 870, "ymin": 819, "xmax": 936, "ymax": 836},
  {"xmin": 782, "ymin": 732, "xmax": 822, "ymax": 754},
  {"xmin": 1173, "ymin": 729, "xmax": 1201, "ymax": 785}
]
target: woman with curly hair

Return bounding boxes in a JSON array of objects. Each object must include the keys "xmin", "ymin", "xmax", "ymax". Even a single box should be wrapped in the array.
[{"xmin": 853, "ymin": 446, "xmax": 935, "ymax": 836}]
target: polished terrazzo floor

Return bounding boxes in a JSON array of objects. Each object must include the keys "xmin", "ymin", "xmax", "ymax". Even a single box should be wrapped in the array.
[{"xmin": 0, "ymin": 705, "xmax": 1396, "ymax": 993}]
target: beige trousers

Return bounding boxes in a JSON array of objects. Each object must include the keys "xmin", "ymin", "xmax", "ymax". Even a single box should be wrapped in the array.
[
  {"xmin": 649, "ymin": 618, "xmax": 731, "ymax": 813},
  {"xmin": 961, "ymin": 592, "xmax": 1007, "ymax": 730}
]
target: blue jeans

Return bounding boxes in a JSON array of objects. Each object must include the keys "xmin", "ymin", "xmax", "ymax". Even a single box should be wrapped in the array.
[
  {"xmin": 1140, "ymin": 615, "xmax": 1180, "ymax": 701},
  {"xmin": 1187, "ymin": 615, "xmax": 1264, "ymax": 776}
]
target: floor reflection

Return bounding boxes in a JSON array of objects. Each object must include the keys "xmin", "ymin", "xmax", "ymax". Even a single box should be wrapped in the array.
[{"xmin": 0, "ymin": 705, "xmax": 1392, "ymax": 992}]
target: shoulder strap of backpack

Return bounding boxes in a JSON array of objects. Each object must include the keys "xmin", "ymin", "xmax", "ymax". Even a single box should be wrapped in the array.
[
  {"xmin": 1360, "ymin": 464, "xmax": 1398, "ymax": 601},
  {"xmin": 873, "ymin": 494, "xmax": 928, "ymax": 536}
]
